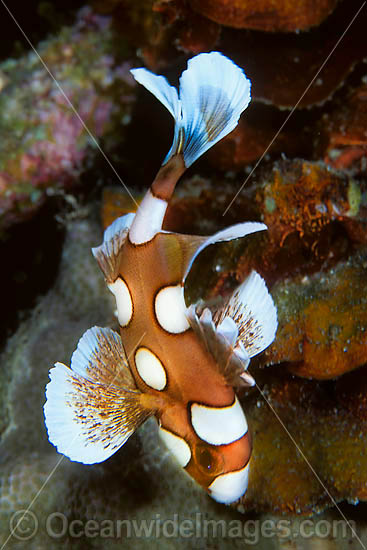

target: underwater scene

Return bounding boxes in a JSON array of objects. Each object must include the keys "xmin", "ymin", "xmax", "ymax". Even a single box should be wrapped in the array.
[{"xmin": 0, "ymin": 0, "xmax": 367, "ymax": 548}]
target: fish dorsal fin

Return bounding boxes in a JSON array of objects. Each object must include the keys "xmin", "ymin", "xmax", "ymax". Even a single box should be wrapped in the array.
[
  {"xmin": 44, "ymin": 326, "xmax": 152, "ymax": 464},
  {"xmin": 93, "ymin": 216, "xmax": 266, "ymax": 286},
  {"xmin": 174, "ymin": 221, "xmax": 267, "ymax": 282},
  {"xmin": 187, "ymin": 305, "xmax": 255, "ymax": 388},
  {"xmin": 213, "ymin": 271, "xmax": 278, "ymax": 358},
  {"xmin": 174, "ymin": 233, "xmax": 207, "ymax": 277},
  {"xmin": 92, "ymin": 213, "xmax": 135, "ymax": 282}
]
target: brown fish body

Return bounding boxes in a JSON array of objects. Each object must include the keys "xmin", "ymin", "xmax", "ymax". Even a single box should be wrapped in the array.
[
  {"xmin": 117, "ymin": 233, "xmax": 252, "ymax": 489},
  {"xmin": 118, "ymin": 234, "xmax": 233, "ymax": 405},
  {"xmin": 44, "ymin": 52, "xmax": 277, "ymax": 504}
]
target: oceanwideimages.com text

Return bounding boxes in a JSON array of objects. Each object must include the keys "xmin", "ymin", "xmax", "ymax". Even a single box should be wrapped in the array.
[{"xmin": 9, "ymin": 510, "xmax": 358, "ymax": 544}]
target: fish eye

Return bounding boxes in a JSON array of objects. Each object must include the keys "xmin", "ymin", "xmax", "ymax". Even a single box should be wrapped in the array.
[{"xmin": 194, "ymin": 444, "xmax": 224, "ymax": 476}]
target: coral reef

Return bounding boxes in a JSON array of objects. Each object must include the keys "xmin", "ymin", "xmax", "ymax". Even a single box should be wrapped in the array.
[
  {"xmin": 244, "ymin": 367, "xmax": 367, "ymax": 514},
  {"xmin": 0, "ymin": 7, "xmax": 135, "ymax": 234},
  {"xmin": 266, "ymin": 252, "xmax": 367, "ymax": 379},
  {"xmin": 100, "ymin": 1, "xmax": 366, "ymax": 105},
  {"xmin": 252, "ymin": 160, "xmax": 366, "ymax": 272},
  {"xmin": 1, "ymin": 0, "xmax": 367, "ymax": 547},
  {"xmin": 0, "ymin": 213, "xmax": 364, "ymax": 549},
  {"xmin": 323, "ymin": 82, "xmax": 367, "ymax": 174},
  {"xmin": 189, "ymin": 0, "xmax": 339, "ymax": 32}
]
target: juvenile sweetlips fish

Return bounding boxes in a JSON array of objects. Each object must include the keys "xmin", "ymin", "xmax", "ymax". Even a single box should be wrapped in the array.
[{"xmin": 44, "ymin": 52, "xmax": 277, "ymax": 504}]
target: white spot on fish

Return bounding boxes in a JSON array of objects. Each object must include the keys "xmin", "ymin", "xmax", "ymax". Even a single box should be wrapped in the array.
[
  {"xmin": 159, "ymin": 426, "xmax": 191, "ymax": 467},
  {"xmin": 135, "ymin": 347, "xmax": 167, "ymax": 390},
  {"xmin": 107, "ymin": 278, "xmax": 133, "ymax": 327},
  {"xmin": 155, "ymin": 285, "xmax": 190, "ymax": 334},
  {"xmin": 209, "ymin": 463, "xmax": 250, "ymax": 504},
  {"xmin": 190, "ymin": 397, "xmax": 248, "ymax": 445},
  {"xmin": 129, "ymin": 190, "xmax": 167, "ymax": 244}
]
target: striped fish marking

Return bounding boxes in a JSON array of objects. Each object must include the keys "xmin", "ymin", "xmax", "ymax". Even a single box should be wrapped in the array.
[{"xmin": 44, "ymin": 52, "xmax": 277, "ymax": 505}]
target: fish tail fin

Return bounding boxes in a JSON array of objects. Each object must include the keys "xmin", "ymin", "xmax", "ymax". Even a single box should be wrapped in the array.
[
  {"xmin": 129, "ymin": 52, "xmax": 251, "ymax": 244},
  {"xmin": 44, "ymin": 327, "xmax": 153, "ymax": 464},
  {"xmin": 131, "ymin": 51, "xmax": 251, "ymax": 199},
  {"xmin": 173, "ymin": 51, "xmax": 251, "ymax": 169}
]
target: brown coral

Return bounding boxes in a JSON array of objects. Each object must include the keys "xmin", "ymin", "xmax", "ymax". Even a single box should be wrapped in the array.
[
  {"xmin": 323, "ymin": 83, "xmax": 367, "ymax": 173},
  {"xmin": 242, "ymin": 369, "xmax": 367, "ymax": 513},
  {"xmin": 189, "ymin": 0, "xmax": 339, "ymax": 32},
  {"xmin": 264, "ymin": 252, "xmax": 367, "ymax": 379}
]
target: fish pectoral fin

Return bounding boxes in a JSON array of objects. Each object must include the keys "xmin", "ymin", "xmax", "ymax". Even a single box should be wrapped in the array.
[
  {"xmin": 214, "ymin": 270, "xmax": 278, "ymax": 359},
  {"xmin": 176, "ymin": 222, "xmax": 267, "ymax": 282},
  {"xmin": 92, "ymin": 213, "xmax": 135, "ymax": 282},
  {"xmin": 44, "ymin": 326, "xmax": 152, "ymax": 464},
  {"xmin": 44, "ymin": 363, "xmax": 150, "ymax": 464},
  {"xmin": 187, "ymin": 305, "xmax": 254, "ymax": 388}
]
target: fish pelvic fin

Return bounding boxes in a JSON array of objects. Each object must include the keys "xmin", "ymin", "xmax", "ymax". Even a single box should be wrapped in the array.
[
  {"xmin": 44, "ymin": 327, "xmax": 153, "ymax": 464},
  {"xmin": 187, "ymin": 271, "xmax": 277, "ymax": 388},
  {"xmin": 187, "ymin": 305, "xmax": 255, "ymax": 388},
  {"xmin": 214, "ymin": 271, "xmax": 278, "ymax": 359},
  {"xmin": 131, "ymin": 51, "xmax": 251, "ymax": 170}
]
